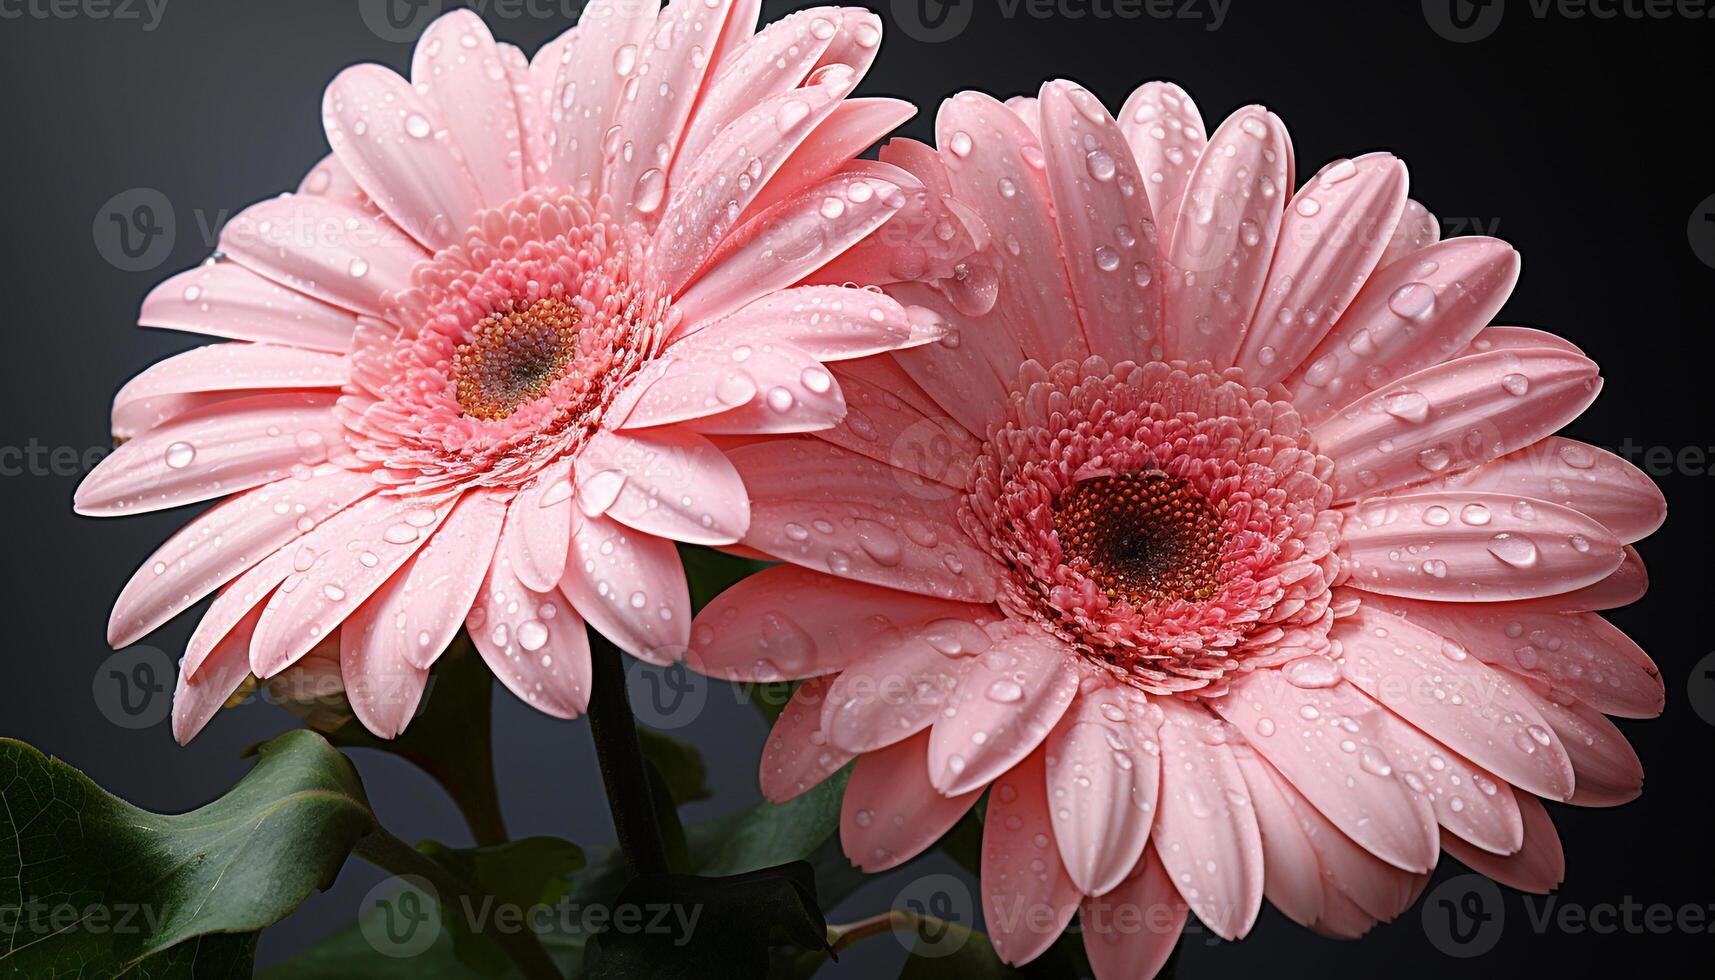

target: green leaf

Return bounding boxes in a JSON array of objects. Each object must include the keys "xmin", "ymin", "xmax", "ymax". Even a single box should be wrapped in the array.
[
  {"xmin": 0, "ymin": 731, "xmax": 373, "ymax": 979},
  {"xmin": 696, "ymin": 767, "xmax": 850, "ymax": 877},
  {"xmin": 323, "ymin": 637, "xmax": 508, "ymax": 845},
  {"xmin": 636, "ymin": 729, "xmax": 711, "ymax": 807},
  {"xmin": 417, "ymin": 837, "xmax": 586, "ymax": 915},
  {"xmin": 134, "ymin": 932, "xmax": 259, "ymax": 979},
  {"xmin": 582, "ymin": 863, "xmax": 828, "ymax": 980},
  {"xmin": 897, "ymin": 921, "xmax": 1019, "ymax": 979}
]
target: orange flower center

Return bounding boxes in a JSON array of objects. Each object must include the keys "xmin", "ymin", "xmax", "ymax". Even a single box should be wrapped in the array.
[
  {"xmin": 1053, "ymin": 471, "xmax": 1224, "ymax": 604},
  {"xmin": 453, "ymin": 297, "xmax": 581, "ymax": 421}
]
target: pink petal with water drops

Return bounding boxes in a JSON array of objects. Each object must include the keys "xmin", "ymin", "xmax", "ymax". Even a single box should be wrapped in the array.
[
  {"xmin": 1043, "ymin": 684, "xmax": 1161, "ymax": 896},
  {"xmin": 820, "ymin": 622, "xmax": 981, "ymax": 754},
  {"xmin": 1287, "ymin": 237, "xmax": 1521, "ymax": 423},
  {"xmin": 1505, "ymin": 545, "xmax": 1647, "ymax": 613},
  {"xmin": 603, "ymin": 0, "xmax": 743, "ymax": 225},
  {"xmin": 108, "ymin": 467, "xmax": 377, "ymax": 648},
  {"xmin": 410, "ymin": 9, "xmax": 525, "ymax": 207},
  {"xmin": 689, "ymin": 561, "xmax": 991, "ymax": 682},
  {"xmin": 1371, "ymin": 707, "xmax": 1525, "ymax": 856},
  {"xmin": 322, "ymin": 64, "xmax": 485, "ymax": 251},
  {"xmin": 1418, "ymin": 437, "xmax": 1666, "ymax": 544},
  {"xmin": 612, "ymin": 333, "xmax": 842, "ymax": 434},
  {"xmin": 980, "ymin": 749, "xmax": 1082, "ymax": 966},
  {"xmin": 297, "ymin": 153, "xmax": 372, "ymax": 210},
  {"xmin": 652, "ymin": 70, "xmax": 861, "ymax": 295},
  {"xmin": 1211, "ymin": 668, "xmax": 1439, "ymax": 873},
  {"xmin": 172, "ymin": 605, "xmax": 264, "ymax": 745},
  {"xmin": 1514, "ymin": 683, "xmax": 1645, "ymax": 807},
  {"xmin": 1147, "ymin": 697, "xmax": 1265, "ymax": 941},
  {"xmin": 841, "ymin": 731, "xmax": 981, "ymax": 872},
  {"xmin": 1230, "ymin": 747, "xmax": 1325, "ymax": 927},
  {"xmin": 1162, "ymin": 105, "xmax": 1292, "ymax": 367},
  {"xmin": 1039, "ymin": 80, "xmax": 1163, "ymax": 365},
  {"xmin": 505, "ymin": 458, "xmax": 575, "ymax": 593},
  {"xmin": 576, "ymin": 427, "xmax": 749, "ymax": 546},
  {"xmin": 75, "ymin": 393, "xmax": 345, "ymax": 517},
  {"xmin": 219, "ymin": 196, "xmax": 427, "ymax": 319},
  {"xmin": 1339, "ymin": 492, "xmax": 1624, "ymax": 603},
  {"xmin": 928, "ymin": 626, "xmax": 1080, "ymax": 796},
  {"xmin": 545, "ymin": 0, "xmax": 658, "ymax": 195},
  {"xmin": 738, "ymin": 98, "xmax": 917, "ymax": 221},
  {"xmin": 340, "ymin": 592, "xmax": 431, "ymax": 740},
  {"xmin": 140, "ymin": 263, "xmax": 358, "ymax": 353},
  {"xmin": 812, "ymin": 357, "xmax": 979, "ymax": 491},
  {"xmin": 467, "ymin": 550, "xmax": 591, "ymax": 720},
  {"xmin": 759, "ymin": 675, "xmax": 851, "ymax": 803},
  {"xmin": 682, "ymin": 286, "xmax": 933, "ymax": 362},
  {"xmin": 729, "ymin": 437, "xmax": 1001, "ymax": 602},
  {"xmin": 889, "ymin": 281, "xmax": 1022, "ymax": 437},
  {"xmin": 1335, "ymin": 604, "xmax": 1577, "ymax": 801},
  {"xmin": 498, "ymin": 42, "xmax": 552, "ymax": 186},
  {"xmin": 1314, "ymin": 347, "xmax": 1604, "ymax": 500},
  {"xmin": 1239, "ymin": 153, "xmax": 1410, "ymax": 386},
  {"xmin": 1117, "ymin": 81, "xmax": 1206, "ymax": 228},
  {"xmin": 671, "ymin": 167, "xmax": 912, "ymax": 328},
  {"xmin": 385, "ymin": 490, "xmax": 508, "ymax": 671},
  {"xmin": 183, "ymin": 545, "xmax": 298, "ymax": 679},
  {"xmin": 1357, "ymin": 592, "xmax": 1663, "ymax": 719},
  {"xmin": 1004, "ymin": 95, "xmax": 1040, "ymax": 136},
  {"xmin": 1377, "ymin": 198, "xmax": 1439, "ymax": 268},
  {"xmin": 112, "ymin": 343, "xmax": 348, "ymax": 439},
  {"xmin": 1081, "ymin": 847, "xmax": 1186, "ymax": 980},
  {"xmin": 560, "ymin": 511, "xmax": 690, "ymax": 666},
  {"xmin": 936, "ymin": 91, "xmax": 1084, "ymax": 364},
  {"xmin": 248, "ymin": 492, "xmax": 454, "ymax": 679},
  {"xmin": 1458, "ymin": 324, "xmax": 1585, "ymax": 358},
  {"xmin": 1440, "ymin": 794, "xmax": 1564, "ymax": 893}
]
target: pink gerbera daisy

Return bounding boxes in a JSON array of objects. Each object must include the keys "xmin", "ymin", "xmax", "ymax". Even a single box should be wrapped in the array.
[
  {"xmin": 75, "ymin": 1, "xmax": 942, "ymax": 743},
  {"xmin": 688, "ymin": 80, "xmax": 1666, "ymax": 972}
]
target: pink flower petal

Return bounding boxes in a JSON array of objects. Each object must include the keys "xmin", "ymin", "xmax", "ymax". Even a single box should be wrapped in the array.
[
  {"xmin": 1504, "ymin": 545, "xmax": 1647, "ymax": 613},
  {"xmin": 1212, "ymin": 669, "xmax": 1439, "ymax": 872},
  {"xmin": 980, "ymin": 749, "xmax": 1082, "ymax": 966},
  {"xmin": 613, "ymin": 333, "xmax": 842, "ymax": 434},
  {"xmin": 1044, "ymin": 684, "xmax": 1161, "ymax": 896},
  {"xmin": 1287, "ymin": 237, "xmax": 1521, "ymax": 423},
  {"xmin": 1080, "ymin": 848, "xmax": 1185, "ymax": 980},
  {"xmin": 730, "ymin": 437, "xmax": 1000, "ymax": 602},
  {"xmin": 1116, "ymin": 81, "xmax": 1206, "ymax": 229},
  {"xmin": 889, "ymin": 281, "xmax": 1021, "ymax": 437},
  {"xmin": 340, "ymin": 592, "xmax": 431, "ymax": 740},
  {"xmin": 820, "ymin": 622, "xmax": 982, "ymax": 754},
  {"xmin": 410, "ymin": 9, "xmax": 526, "ymax": 208},
  {"xmin": 840, "ymin": 731, "xmax": 981, "ymax": 872},
  {"xmin": 297, "ymin": 154, "xmax": 372, "ymax": 211},
  {"xmin": 1150, "ymin": 697, "xmax": 1265, "ymax": 940},
  {"xmin": 1372, "ymin": 707, "xmax": 1525, "ymax": 856},
  {"xmin": 1459, "ymin": 324, "xmax": 1585, "ymax": 358},
  {"xmin": 467, "ymin": 549, "xmax": 591, "ymax": 719},
  {"xmin": 1038, "ymin": 80, "xmax": 1163, "ymax": 365},
  {"xmin": 172, "ymin": 605, "xmax": 263, "ymax": 745},
  {"xmin": 1339, "ymin": 492, "xmax": 1624, "ymax": 602},
  {"xmin": 219, "ymin": 197, "xmax": 427, "ymax": 318},
  {"xmin": 1230, "ymin": 747, "xmax": 1325, "ymax": 927},
  {"xmin": 140, "ymin": 263, "xmax": 357, "ymax": 353},
  {"xmin": 1358, "ymin": 593, "xmax": 1663, "ymax": 719},
  {"xmin": 1515, "ymin": 684, "xmax": 1645, "ymax": 807},
  {"xmin": 738, "ymin": 98, "xmax": 915, "ymax": 221},
  {"xmin": 1440, "ymin": 794, "xmax": 1564, "ymax": 893},
  {"xmin": 386, "ymin": 490, "xmax": 508, "ymax": 671},
  {"xmin": 505, "ymin": 458, "xmax": 575, "ymax": 593},
  {"xmin": 1238, "ymin": 153, "xmax": 1409, "ymax": 386},
  {"xmin": 108, "ymin": 467, "xmax": 377, "ymax": 648},
  {"xmin": 812, "ymin": 356, "xmax": 979, "ymax": 490},
  {"xmin": 689, "ymin": 562, "xmax": 992, "ymax": 683},
  {"xmin": 1315, "ymin": 347, "xmax": 1604, "ymax": 501},
  {"xmin": 928, "ymin": 627, "xmax": 1080, "ymax": 796},
  {"xmin": 112, "ymin": 343, "xmax": 348, "ymax": 439},
  {"xmin": 544, "ymin": 0, "xmax": 658, "ymax": 195},
  {"xmin": 1335, "ymin": 604, "xmax": 1577, "ymax": 801},
  {"xmin": 1162, "ymin": 105, "xmax": 1292, "ymax": 367},
  {"xmin": 1377, "ymin": 198, "xmax": 1439, "ymax": 268},
  {"xmin": 577, "ymin": 427, "xmax": 749, "ymax": 546},
  {"xmin": 682, "ymin": 286, "xmax": 931, "ymax": 362},
  {"xmin": 560, "ymin": 511, "xmax": 690, "ymax": 665},
  {"xmin": 1417, "ymin": 437, "xmax": 1666, "ymax": 544},
  {"xmin": 759, "ymin": 675, "xmax": 851, "ymax": 803},
  {"xmin": 75, "ymin": 393, "xmax": 345, "ymax": 517},
  {"xmin": 323, "ymin": 64, "xmax": 485, "ymax": 250}
]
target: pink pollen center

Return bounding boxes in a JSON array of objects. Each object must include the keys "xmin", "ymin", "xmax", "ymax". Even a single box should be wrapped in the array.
[
  {"xmin": 452, "ymin": 297, "xmax": 581, "ymax": 421},
  {"xmin": 1053, "ymin": 471, "xmax": 1225, "ymax": 605}
]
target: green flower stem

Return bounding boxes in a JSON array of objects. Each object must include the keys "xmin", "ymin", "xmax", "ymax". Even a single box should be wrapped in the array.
[
  {"xmin": 584, "ymin": 628, "xmax": 670, "ymax": 877},
  {"xmin": 353, "ymin": 826, "xmax": 560, "ymax": 980}
]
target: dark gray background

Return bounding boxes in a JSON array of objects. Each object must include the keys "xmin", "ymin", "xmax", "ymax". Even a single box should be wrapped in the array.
[{"xmin": 3, "ymin": 0, "xmax": 1712, "ymax": 976}]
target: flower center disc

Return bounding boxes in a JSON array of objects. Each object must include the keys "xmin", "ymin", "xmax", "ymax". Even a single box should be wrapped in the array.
[
  {"xmin": 453, "ymin": 297, "xmax": 581, "ymax": 421},
  {"xmin": 1053, "ymin": 471, "xmax": 1224, "ymax": 605}
]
